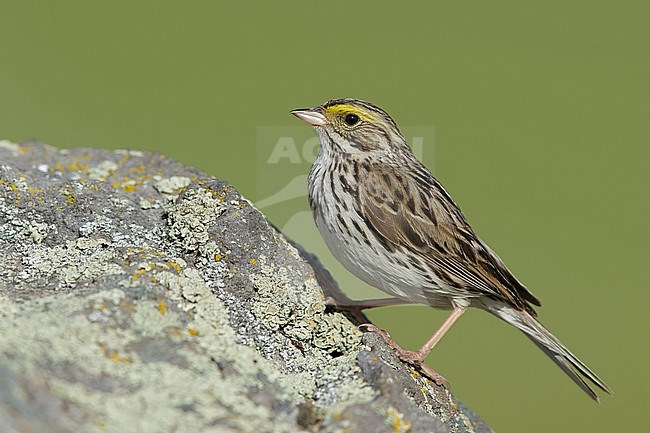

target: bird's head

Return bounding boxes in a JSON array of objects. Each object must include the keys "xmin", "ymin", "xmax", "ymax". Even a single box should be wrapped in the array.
[{"xmin": 291, "ymin": 99, "xmax": 408, "ymax": 157}]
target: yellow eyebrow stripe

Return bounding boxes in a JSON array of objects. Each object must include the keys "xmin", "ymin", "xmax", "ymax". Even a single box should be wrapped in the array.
[{"xmin": 324, "ymin": 104, "xmax": 376, "ymax": 122}]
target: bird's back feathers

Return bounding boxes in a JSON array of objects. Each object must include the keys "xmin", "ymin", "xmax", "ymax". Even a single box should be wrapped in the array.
[{"xmin": 357, "ymin": 160, "xmax": 541, "ymax": 314}]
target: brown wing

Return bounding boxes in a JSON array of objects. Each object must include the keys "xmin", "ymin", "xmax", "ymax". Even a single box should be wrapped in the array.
[{"xmin": 357, "ymin": 163, "xmax": 541, "ymax": 314}]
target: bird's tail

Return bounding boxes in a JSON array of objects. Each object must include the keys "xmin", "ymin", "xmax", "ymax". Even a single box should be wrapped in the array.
[{"xmin": 478, "ymin": 299, "xmax": 612, "ymax": 401}]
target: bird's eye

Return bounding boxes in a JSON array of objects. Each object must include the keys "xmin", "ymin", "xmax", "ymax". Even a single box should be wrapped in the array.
[{"xmin": 344, "ymin": 113, "xmax": 360, "ymax": 126}]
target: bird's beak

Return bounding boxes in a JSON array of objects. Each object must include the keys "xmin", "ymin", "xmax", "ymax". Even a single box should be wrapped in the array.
[{"xmin": 291, "ymin": 108, "xmax": 327, "ymax": 126}]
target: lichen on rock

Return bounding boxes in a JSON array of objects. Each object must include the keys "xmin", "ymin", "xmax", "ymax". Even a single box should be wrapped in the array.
[
  {"xmin": 0, "ymin": 141, "xmax": 492, "ymax": 433},
  {"xmin": 166, "ymin": 186, "xmax": 226, "ymax": 259}
]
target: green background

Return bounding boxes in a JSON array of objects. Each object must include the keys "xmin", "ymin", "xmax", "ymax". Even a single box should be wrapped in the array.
[{"xmin": 1, "ymin": 2, "xmax": 648, "ymax": 432}]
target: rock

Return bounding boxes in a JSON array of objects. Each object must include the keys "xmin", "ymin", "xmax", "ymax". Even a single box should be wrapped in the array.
[{"xmin": 0, "ymin": 140, "xmax": 492, "ymax": 433}]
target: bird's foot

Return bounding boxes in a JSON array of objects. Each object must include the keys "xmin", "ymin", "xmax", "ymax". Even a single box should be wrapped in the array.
[{"xmin": 360, "ymin": 324, "xmax": 449, "ymax": 388}]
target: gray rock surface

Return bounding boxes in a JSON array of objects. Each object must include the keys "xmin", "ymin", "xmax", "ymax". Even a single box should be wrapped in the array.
[{"xmin": 0, "ymin": 140, "xmax": 492, "ymax": 433}]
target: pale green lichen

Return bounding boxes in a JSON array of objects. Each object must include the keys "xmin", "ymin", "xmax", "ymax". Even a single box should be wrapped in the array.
[
  {"xmin": 0, "ymin": 274, "xmax": 309, "ymax": 433},
  {"xmin": 150, "ymin": 265, "xmax": 322, "ymax": 426},
  {"xmin": 138, "ymin": 198, "xmax": 158, "ymax": 209},
  {"xmin": 0, "ymin": 139, "xmax": 21, "ymax": 154},
  {"xmin": 0, "ymin": 185, "xmax": 50, "ymax": 242},
  {"xmin": 26, "ymin": 221, "xmax": 48, "ymax": 243},
  {"xmin": 0, "ymin": 143, "xmax": 486, "ymax": 431},
  {"xmin": 154, "ymin": 176, "xmax": 192, "ymax": 201},
  {"xmin": 114, "ymin": 149, "xmax": 145, "ymax": 158},
  {"xmin": 250, "ymin": 257, "xmax": 361, "ymax": 355},
  {"xmin": 87, "ymin": 160, "xmax": 118, "ymax": 181},
  {"xmin": 247, "ymin": 255, "xmax": 376, "ymax": 417},
  {"xmin": 24, "ymin": 237, "xmax": 124, "ymax": 288},
  {"xmin": 166, "ymin": 188, "xmax": 226, "ymax": 259}
]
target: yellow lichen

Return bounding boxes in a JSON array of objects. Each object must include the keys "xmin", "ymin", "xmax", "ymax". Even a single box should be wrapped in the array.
[
  {"xmin": 108, "ymin": 350, "xmax": 131, "ymax": 363},
  {"xmin": 167, "ymin": 261, "xmax": 182, "ymax": 273},
  {"xmin": 119, "ymin": 300, "xmax": 135, "ymax": 314},
  {"xmin": 385, "ymin": 407, "xmax": 411, "ymax": 433},
  {"xmin": 60, "ymin": 187, "xmax": 77, "ymax": 205},
  {"xmin": 98, "ymin": 344, "xmax": 132, "ymax": 363},
  {"xmin": 166, "ymin": 327, "xmax": 184, "ymax": 337},
  {"xmin": 131, "ymin": 268, "xmax": 148, "ymax": 280},
  {"xmin": 67, "ymin": 162, "xmax": 89, "ymax": 171}
]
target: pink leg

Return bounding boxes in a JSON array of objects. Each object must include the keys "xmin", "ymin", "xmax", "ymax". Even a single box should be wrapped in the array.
[
  {"xmin": 324, "ymin": 296, "xmax": 410, "ymax": 311},
  {"xmin": 409, "ymin": 305, "xmax": 467, "ymax": 362},
  {"xmin": 362, "ymin": 305, "xmax": 468, "ymax": 385}
]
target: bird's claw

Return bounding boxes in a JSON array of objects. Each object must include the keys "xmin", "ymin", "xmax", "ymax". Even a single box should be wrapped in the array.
[{"xmin": 359, "ymin": 323, "xmax": 449, "ymax": 388}]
